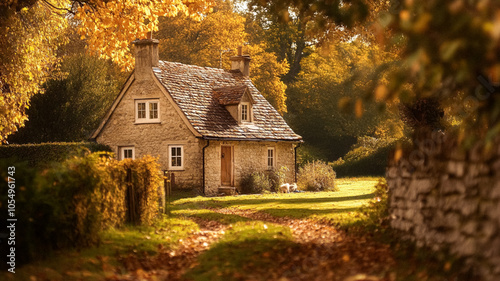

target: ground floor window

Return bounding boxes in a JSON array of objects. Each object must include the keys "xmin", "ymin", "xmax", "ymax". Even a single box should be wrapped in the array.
[
  {"xmin": 169, "ymin": 145, "xmax": 184, "ymax": 170},
  {"xmin": 267, "ymin": 147, "xmax": 275, "ymax": 169},
  {"xmin": 120, "ymin": 146, "xmax": 135, "ymax": 160}
]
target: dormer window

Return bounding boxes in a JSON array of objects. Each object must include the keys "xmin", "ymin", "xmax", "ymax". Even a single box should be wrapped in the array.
[
  {"xmin": 241, "ymin": 103, "xmax": 249, "ymax": 122},
  {"xmin": 214, "ymin": 85, "xmax": 254, "ymax": 124},
  {"xmin": 135, "ymin": 99, "xmax": 160, "ymax": 123}
]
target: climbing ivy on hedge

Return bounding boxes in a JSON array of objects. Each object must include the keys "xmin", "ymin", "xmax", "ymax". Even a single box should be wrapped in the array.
[{"xmin": 0, "ymin": 142, "xmax": 112, "ymax": 168}]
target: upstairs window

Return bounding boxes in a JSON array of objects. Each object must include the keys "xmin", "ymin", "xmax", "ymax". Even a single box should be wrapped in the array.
[
  {"xmin": 135, "ymin": 99, "xmax": 160, "ymax": 123},
  {"xmin": 267, "ymin": 147, "xmax": 275, "ymax": 169},
  {"xmin": 120, "ymin": 146, "xmax": 135, "ymax": 160},
  {"xmin": 240, "ymin": 102, "xmax": 251, "ymax": 123}
]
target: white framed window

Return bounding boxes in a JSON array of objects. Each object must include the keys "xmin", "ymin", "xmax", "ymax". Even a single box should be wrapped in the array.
[
  {"xmin": 240, "ymin": 102, "xmax": 250, "ymax": 122},
  {"xmin": 135, "ymin": 99, "xmax": 160, "ymax": 123},
  {"xmin": 120, "ymin": 146, "xmax": 135, "ymax": 160},
  {"xmin": 169, "ymin": 145, "xmax": 184, "ymax": 170},
  {"xmin": 267, "ymin": 147, "xmax": 275, "ymax": 169}
]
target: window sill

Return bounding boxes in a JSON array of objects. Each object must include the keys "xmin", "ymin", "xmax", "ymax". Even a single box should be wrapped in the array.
[
  {"xmin": 134, "ymin": 121, "xmax": 161, "ymax": 125},
  {"xmin": 168, "ymin": 168, "xmax": 185, "ymax": 171}
]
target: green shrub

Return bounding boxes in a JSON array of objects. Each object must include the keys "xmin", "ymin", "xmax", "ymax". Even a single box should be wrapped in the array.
[
  {"xmin": 0, "ymin": 142, "xmax": 112, "ymax": 168},
  {"xmin": 331, "ymin": 137, "xmax": 410, "ymax": 177},
  {"xmin": 240, "ymin": 171, "xmax": 272, "ymax": 194},
  {"xmin": 267, "ymin": 166, "xmax": 290, "ymax": 192},
  {"xmin": 0, "ymin": 152, "xmax": 162, "ymax": 266},
  {"xmin": 297, "ymin": 160, "xmax": 337, "ymax": 191}
]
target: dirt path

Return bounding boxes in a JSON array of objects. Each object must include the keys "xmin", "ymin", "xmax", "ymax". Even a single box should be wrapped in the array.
[
  {"xmin": 210, "ymin": 208, "xmax": 396, "ymax": 281},
  {"xmin": 109, "ymin": 219, "xmax": 227, "ymax": 281},
  {"xmin": 109, "ymin": 208, "xmax": 396, "ymax": 281}
]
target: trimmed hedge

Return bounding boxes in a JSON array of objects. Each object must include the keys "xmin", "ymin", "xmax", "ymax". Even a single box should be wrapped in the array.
[
  {"xmin": 0, "ymin": 153, "xmax": 162, "ymax": 266},
  {"xmin": 0, "ymin": 142, "xmax": 112, "ymax": 167}
]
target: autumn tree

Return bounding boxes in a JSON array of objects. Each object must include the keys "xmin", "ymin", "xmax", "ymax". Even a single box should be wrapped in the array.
[
  {"xmin": 156, "ymin": 0, "xmax": 289, "ymax": 113},
  {"xmin": 287, "ymin": 40, "xmax": 399, "ymax": 159},
  {"xmin": 0, "ymin": 0, "xmax": 213, "ymax": 143},
  {"xmin": 7, "ymin": 52, "xmax": 125, "ymax": 144},
  {"xmin": 0, "ymin": 0, "xmax": 68, "ymax": 143}
]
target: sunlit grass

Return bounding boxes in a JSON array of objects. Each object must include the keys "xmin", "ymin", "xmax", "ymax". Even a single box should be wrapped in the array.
[
  {"xmin": 172, "ymin": 177, "xmax": 380, "ymax": 226},
  {"xmin": 4, "ymin": 178, "xmax": 381, "ymax": 280}
]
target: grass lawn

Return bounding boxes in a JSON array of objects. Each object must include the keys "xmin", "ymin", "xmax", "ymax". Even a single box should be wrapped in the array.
[
  {"xmin": 172, "ymin": 177, "xmax": 381, "ymax": 224},
  {"xmin": 3, "ymin": 177, "xmax": 383, "ymax": 280}
]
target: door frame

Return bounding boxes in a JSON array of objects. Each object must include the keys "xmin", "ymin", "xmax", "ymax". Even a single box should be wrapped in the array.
[{"xmin": 220, "ymin": 145, "xmax": 234, "ymax": 186}]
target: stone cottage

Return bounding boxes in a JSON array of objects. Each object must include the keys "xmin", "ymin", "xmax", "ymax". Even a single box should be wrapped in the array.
[{"xmin": 91, "ymin": 39, "xmax": 302, "ymax": 195}]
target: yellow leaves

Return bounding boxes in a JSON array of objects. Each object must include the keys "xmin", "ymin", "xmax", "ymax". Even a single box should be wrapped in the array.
[
  {"xmin": 0, "ymin": 0, "xmax": 68, "ymax": 142},
  {"xmin": 75, "ymin": 0, "xmax": 213, "ymax": 71}
]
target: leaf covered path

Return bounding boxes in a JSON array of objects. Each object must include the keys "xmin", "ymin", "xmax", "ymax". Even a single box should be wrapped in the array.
[{"xmin": 110, "ymin": 207, "xmax": 395, "ymax": 281}]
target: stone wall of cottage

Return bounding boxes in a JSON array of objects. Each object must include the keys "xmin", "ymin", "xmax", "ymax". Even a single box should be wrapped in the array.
[
  {"xmin": 96, "ymin": 76, "xmax": 203, "ymax": 188},
  {"xmin": 386, "ymin": 130, "xmax": 500, "ymax": 280},
  {"xmin": 204, "ymin": 140, "xmax": 297, "ymax": 195}
]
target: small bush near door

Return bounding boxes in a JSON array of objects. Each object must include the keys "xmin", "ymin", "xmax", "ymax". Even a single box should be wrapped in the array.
[{"xmin": 297, "ymin": 160, "xmax": 337, "ymax": 191}]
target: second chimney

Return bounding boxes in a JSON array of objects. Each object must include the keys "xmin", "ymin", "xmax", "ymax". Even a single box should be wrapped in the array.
[
  {"xmin": 230, "ymin": 46, "xmax": 251, "ymax": 76},
  {"xmin": 133, "ymin": 38, "xmax": 159, "ymax": 80}
]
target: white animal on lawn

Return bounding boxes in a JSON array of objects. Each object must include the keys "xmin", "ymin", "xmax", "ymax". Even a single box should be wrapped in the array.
[{"xmin": 279, "ymin": 183, "xmax": 297, "ymax": 193}]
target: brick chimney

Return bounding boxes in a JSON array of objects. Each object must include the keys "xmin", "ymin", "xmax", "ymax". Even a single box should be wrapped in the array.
[
  {"xmin": 132, "ymin": 38, "xmax": 159, "ymax": 80},
  {"xmin": 230, "ymin": 46, "xmax": 251, "ymax": 76}
]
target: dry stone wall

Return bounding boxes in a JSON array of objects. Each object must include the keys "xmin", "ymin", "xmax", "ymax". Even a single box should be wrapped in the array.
[{"xmin": 387, "ymin": 130, "xmax": 500, "ymax": 280}]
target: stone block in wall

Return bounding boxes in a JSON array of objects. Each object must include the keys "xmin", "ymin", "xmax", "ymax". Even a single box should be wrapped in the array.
[
  {"xmin": 490, "ymin": 181, "xmax": 500, "ymax": 199},
  {"xmin": 479, "ymin": 201, "xmax": 496, "ymax": 218},
  {"xmin": 461, "ymin": 220, "xmax": 477, "ymax": 236},
  {"xmin": 431, "ymin": 211, "xmax": 460, "ymax": 229},
  {"xmin": 424, "ymin": 196, "xmax": 437, "ymax": 208},
  {"xmin": 486, "ymin": 201, "xmax": 500, "ymax": 224},
  {"xmin": 447, "ymin": 161, "xmax": 466, "ymax": 177},
  {"xmin": 479, "ymin": 221, "xmax": 497, "ymax": 240},
  {"xmin": 493, "ymin": 159, "xmax": 500, "ymax": 174},
  {"xmin": 441, "ymin": 178, "xmax": 466, "ymax": 194},
  {"xmin": 392, "ymin": 181, "xmax": 408, "ymax": 199},
  {"xmin": 386, "ymin": 166, "xmax": 399, "ymax": 178},
  {"xmin": 444, "ymin": 229, "xmax": 461, "ymax": 244},
  {"xmin": 454, "ymin": 237, "xmax": 477, "ymax": 256},
  {"xmin": 442, "ymin": 194, "xmax": 463, "ymax": 212},
  {"xmin": 467, "ymin": 163, "xmax": 490, "ymax": 179},
  {"xmin": 410, "ymin": 178, "xmax": 437, "ymax": 195},
  {"xmin": 461, "ymin": 198, "xmax": 479, "ymax": 217}
]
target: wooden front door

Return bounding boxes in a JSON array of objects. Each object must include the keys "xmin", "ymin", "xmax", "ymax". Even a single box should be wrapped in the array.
[{"xmin": 221, "ymin": 146, "xmax": 233, "ymax": 186}]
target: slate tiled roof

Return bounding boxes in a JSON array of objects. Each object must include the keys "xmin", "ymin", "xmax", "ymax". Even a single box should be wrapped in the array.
[
  {"xmin": 213, "ymin": 85, "xmax": 250, "ymax": 105},
  {"xmin": 153, "ymin": 61, "xmax": 302, "ymax": 141}
]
